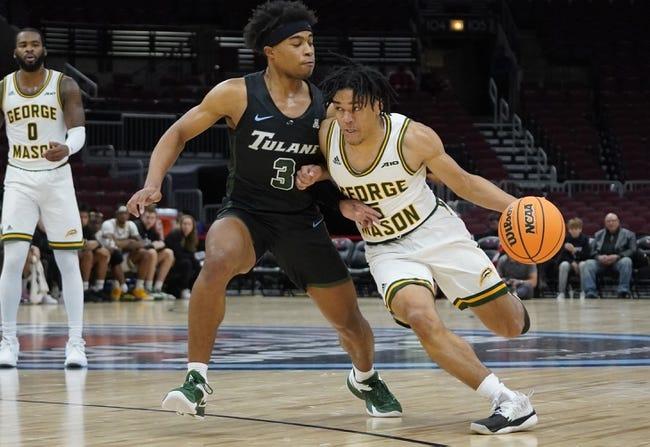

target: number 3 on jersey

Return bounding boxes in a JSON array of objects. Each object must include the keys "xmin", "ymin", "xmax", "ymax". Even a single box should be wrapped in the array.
[{"xmin": 271, "ymin": 157, "xmax": 296, "ymax": 190}]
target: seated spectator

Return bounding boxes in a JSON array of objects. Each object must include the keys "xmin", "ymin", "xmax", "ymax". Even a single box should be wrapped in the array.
[
  {"xmin": 22, "ymin": 243, "xmax": 57, "ymax": 305},
  {"xmin": 31, "ymin": 222, "xmax": 60, "ymax": 301},
  {"xmin": 135, "ymin": 205, "xmax": 175, "ymax": 299},
  {"xmin": 497, "ymin": 252, "xmax": 538, "ymax": 300},
  {"xmin": 475, "ymin": 213, "xmax": 500, "ymax": 240},
  {"xmin": 580, "ymin": 213, "xmax": 636, "ymax": 298},
  {"xmin": 98, "ymin": 205, "xmax": 155, "ymax": 301},
  {"xmin": 92, "ymin": 210, "xmax": 132, "ymax": 301},
  {"xmin": 79, "ymin": 206, "xmax": 111, "ymax": 301},
  {"xmin": 165, "ymin": 214, "xmax": 201, "ymax": 299},
  {"xmin": 556, "ymin": 217, "xmax": 591, "ymax": 300}
]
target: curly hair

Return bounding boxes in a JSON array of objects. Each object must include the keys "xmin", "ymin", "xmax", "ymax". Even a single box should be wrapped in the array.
[
  {"xmin": 243, "ymin": 1, "xmax": 317, "ymax": 53},
  {"xmin": 320, "ymin": 58, "xmax": 397, "ymax": 113}
]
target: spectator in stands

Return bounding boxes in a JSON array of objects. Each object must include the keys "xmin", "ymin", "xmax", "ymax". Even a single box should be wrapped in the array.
[
  {"xmin": 388, "ymin": 65, "xmax": 416, "ymax": 93},
  {"xmin": 556, "ymin": 217, "xmax": 591, "ymax": 300},
  {"xmin": 79, "ymin": 206, "xmax": 111, "ymax": 301},
  {"xmin": 135, "ymin": 205, "xmax": 175, "ymax": 299},
  {"xmin": 22, "ymin": 241, "xmax": 57, "ymax": 305},
  {"xmin": 475, "ymin": 213, "xmax": 500, "ymax": 240},
  {"xmin": 91, "ymin": 210, "xmax": 132, "ymax": 301},
  {"xmin": 580, "ymin": 213, "xmax": 636, "ymax": 298},
  {"xmin": 98, "ymin": 206, "xmax": 155, "ymax": 301},
  {"xmin": 165, "ymin": 214, "xmax": 201, "ymax": 300},
  {"xmin": 31, "ymin": 222, "xmax": 60, "ymax": 302},
  {"xmin": 497, "ymin": 252, "xmax": 538, "ymax": 300}
]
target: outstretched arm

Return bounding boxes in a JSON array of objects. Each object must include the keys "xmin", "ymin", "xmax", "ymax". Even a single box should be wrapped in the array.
[
  {"xmin": 404, "ymin": 121, "xmax": 516, "ymax": 212},
  {"xmin": 127, "ymin": 78, "xmax": 245, "ymax": 216}
]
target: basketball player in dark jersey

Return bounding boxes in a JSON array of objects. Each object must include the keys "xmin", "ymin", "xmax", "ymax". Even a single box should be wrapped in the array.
[{"xmin": 127, "ymin": 1, "xmax": 401, "ymax": 419}]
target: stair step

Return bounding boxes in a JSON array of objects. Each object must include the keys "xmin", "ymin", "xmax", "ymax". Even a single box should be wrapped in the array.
[
  {"xmin": 504, "ymin": 164, "xmax": 549, "ymax": 171},
  {"xmin": 497, "ymin": 155, "xmax": 545, "ymax": 163}
]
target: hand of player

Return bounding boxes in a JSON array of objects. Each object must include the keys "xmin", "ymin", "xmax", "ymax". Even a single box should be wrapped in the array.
[
  {"xmin": 127, "ymin": 186, "xmax": 162, "ymax": 217},
  {"xmin": 44, "ymin": 141, "xmax": 70, "ymax": 161},
  {"xmin": 339, "ymin": 199, "xmax": 382, "ymax": 228},
  {"xmin": 295, "ymin": 164, "xmax": 324, "ymax": 190}
]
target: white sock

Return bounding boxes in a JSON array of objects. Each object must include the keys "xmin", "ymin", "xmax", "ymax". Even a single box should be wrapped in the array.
[
  {"xmin": 92, "ymin": 280, "xmax": 104, "ymax": 291},
  {"xmin": 353, "ymin": 365, "xmax": 376, "ymax": 382},
  {"xmin": 83, "ymin": 281, "xmax": 89, "ymax": 291},
  {"xmin": 121, "ymin": 283, "xmax": 128, "ymax": 293},
  {"xmin": 477, "ymin": 373, "xmax": 517, "ymax": 404},
  {"xmin": 0, "ymin": 241, "xmax": 30, "ymax": 339},
  {"xmin": 54, "ymin": 251, "xmax": 84, "ymax": 340},
  {"xmin": 188, "ymin": 362, "xmax": 208, "ymax": 382},
  {"xmin": 154, "ymin": 281, "xmax": 164, "ymax": 292},
  {"xmin": 135, "ymin": 279, "xmax": 144, "ymax": 290},
  {"xmin": 145, "ymin": 280, "xmax": 153, "ymax": 290}
]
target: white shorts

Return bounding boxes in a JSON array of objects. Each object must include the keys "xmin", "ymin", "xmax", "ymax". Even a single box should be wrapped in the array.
[
  {"xmin": 1, "ymin": 163, "xmax": 83, "ymax": 250},
  {"xmin": 365, "ymin": 203, "xmax": 508, "ymax": 322}
]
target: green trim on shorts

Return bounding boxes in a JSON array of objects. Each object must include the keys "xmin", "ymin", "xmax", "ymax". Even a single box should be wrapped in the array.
[
  {"xmin": 384, "ymin": 278, "xmax": 436, "ymax": 328},
  {"xmin": 49, "ymin": 240, "xmax": 85, "ymax": 250},
  {"xmin": 452, "ymin": 281, "xmax": 509, "ymax": 310},
  {"xmin": 1, "ymin": 232, "xmax": 33, "ymax": 243}
]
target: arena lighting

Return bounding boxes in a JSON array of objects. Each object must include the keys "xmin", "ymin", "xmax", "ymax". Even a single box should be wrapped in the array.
[{"xmin": 450, "ymin": 19, "xmax": 465, "ymax": 31}]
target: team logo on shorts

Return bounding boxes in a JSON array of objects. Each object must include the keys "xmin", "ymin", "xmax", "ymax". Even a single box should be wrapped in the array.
[
  {"xmin": 479, "ymin": 267, "xmax": 493, "ymax": 287},
  {"xmin": 65, "ymin": 229, "xmax": 78, "ymax": 237}
]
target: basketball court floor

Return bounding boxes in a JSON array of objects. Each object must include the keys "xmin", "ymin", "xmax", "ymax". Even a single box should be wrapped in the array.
[{"xmin": 1, "ymin": 296, "xmax": 648, "ymax": 446}]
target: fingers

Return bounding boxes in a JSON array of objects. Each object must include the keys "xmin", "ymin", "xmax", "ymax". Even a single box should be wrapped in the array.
[
  {"xmin": 127, "ymin": 189, "xmax": 160, "ymax": 217},
  {"xmin": 295, "ymin": 165, "xmax": 318, "ymax": 190}
]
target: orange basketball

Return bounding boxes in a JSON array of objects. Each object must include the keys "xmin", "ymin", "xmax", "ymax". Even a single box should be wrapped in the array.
[{"xmin": 498, "ymin": 196, "xmax": 565, "ymax": 264}]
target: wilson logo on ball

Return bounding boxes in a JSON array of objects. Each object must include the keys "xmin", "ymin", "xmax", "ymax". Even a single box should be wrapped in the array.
[
  {"xmin": 524, "ymin": 203, "xmax": 536, "ymax": 234},
  {"xmin": 503, "ymin": 206, "xmax": 517, "ymax": 246}
]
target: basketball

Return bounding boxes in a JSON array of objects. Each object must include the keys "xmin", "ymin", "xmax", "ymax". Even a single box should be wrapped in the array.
[{"xmin": 498, "ymin": 196, "xmax": 565, "ymax": 264}]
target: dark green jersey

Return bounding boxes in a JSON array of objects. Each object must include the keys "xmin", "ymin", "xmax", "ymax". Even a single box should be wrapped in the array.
[{"xmin": 224, "ymin": 71, "xmax": 325, "ymax": 214}]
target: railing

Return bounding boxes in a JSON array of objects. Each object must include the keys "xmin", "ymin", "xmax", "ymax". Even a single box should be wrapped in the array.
[
  {"xmin": 623, "ymin": 181, "xmax": 650, "ymax": 193},
  {"xmin": 86, "ymin": 115, "xmax": 229, "ymax": 157},
  {"xmin": 64, "ymin": 63, "xmax": 97, "ymax": 98},
  {"xmin": 174, "ymin": 189, "xmax": 204, "ymax": 222},
  {"xmin": 562, "ymin": 180, "xmax": 624, "ymax": 198},
  {"xmin": 489, "ymin": 78, "xmax": 498, "ymax": 124},
  {"xmin": 82, "ymin": 144, "xmax": 145, "ymax": 186}
]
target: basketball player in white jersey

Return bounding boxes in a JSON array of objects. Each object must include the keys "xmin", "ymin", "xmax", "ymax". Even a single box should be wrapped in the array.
[
  {"xmin": 296, "ymin": 62, "xmax": 537, "ymax": 435},
  {"xmin": 0, "ymin": 28, "xmax": 87, "ymax": 367}
]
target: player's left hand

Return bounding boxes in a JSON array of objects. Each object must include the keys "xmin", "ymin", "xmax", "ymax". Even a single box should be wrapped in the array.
[
  {"xmin": 340, "ymin": 199, "xmax": 382, "ymax": 228},
  {"xmin": 296, "ymin": 164, "xmax": 323, "ymax": 190},
  {"xmin": 45, "ymin": 141, "xmax": 70, "ymax": 161}
]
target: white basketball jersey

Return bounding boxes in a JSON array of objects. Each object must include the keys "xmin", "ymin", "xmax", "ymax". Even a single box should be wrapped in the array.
[
  {"xmin": 326, "ymin": 113, "xmax": 438, "ymax": 243},
  {"xmin": 2, "ymin": 69, "xmax": 68, "ymax": 170}
]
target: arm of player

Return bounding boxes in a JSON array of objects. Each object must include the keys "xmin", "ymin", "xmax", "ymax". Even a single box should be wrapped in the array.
[
  {"xmin": 127, "ymin": 78, "xmax": 245, "ymax": 216},
  {"xmin": 296, "ymin": 119, "xmax": 380, "ymax": 227},
  {"xmin": 295, "ymin": 119, "xmax": 336, "ymax": 189},
  {"xmin": 45, "ymin": 76, "xmax": 85, "ymax": 162},
  {"xmin": 404, "ymin": 121, "xmax": 516, "ymax": 213}
]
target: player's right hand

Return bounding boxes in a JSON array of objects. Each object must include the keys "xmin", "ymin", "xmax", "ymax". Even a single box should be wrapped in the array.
[
  {"xmin": 127, "ymin": 186, "xmax": 162, "ymax": 217},
  {"xmin": 295, "ymin": 164, "xmax": 323, "ymax": 190}
]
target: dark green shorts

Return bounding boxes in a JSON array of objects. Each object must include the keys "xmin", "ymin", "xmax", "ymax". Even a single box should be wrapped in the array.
[{"xmin": 217, "ymin": 207, "xmax": 350, "ymax": 290}]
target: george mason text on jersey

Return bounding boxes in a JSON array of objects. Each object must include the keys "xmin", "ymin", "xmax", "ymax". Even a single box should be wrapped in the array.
[
  {"xmin": 6, "ymin": 103, "xmax": 59, "ymax": 160},
  {"xmin": 6, "ymin": 104, "xmax": 57, "ymax": 123},
  {"xmin": 248, "ymin": 130, "xmax": 319, "ymax": 154}
]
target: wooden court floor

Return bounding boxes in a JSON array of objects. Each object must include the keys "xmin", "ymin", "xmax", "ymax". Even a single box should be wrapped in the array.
[{"xmin": 0, "ymin": 296, "xmax": 649, "ymax": 446}]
